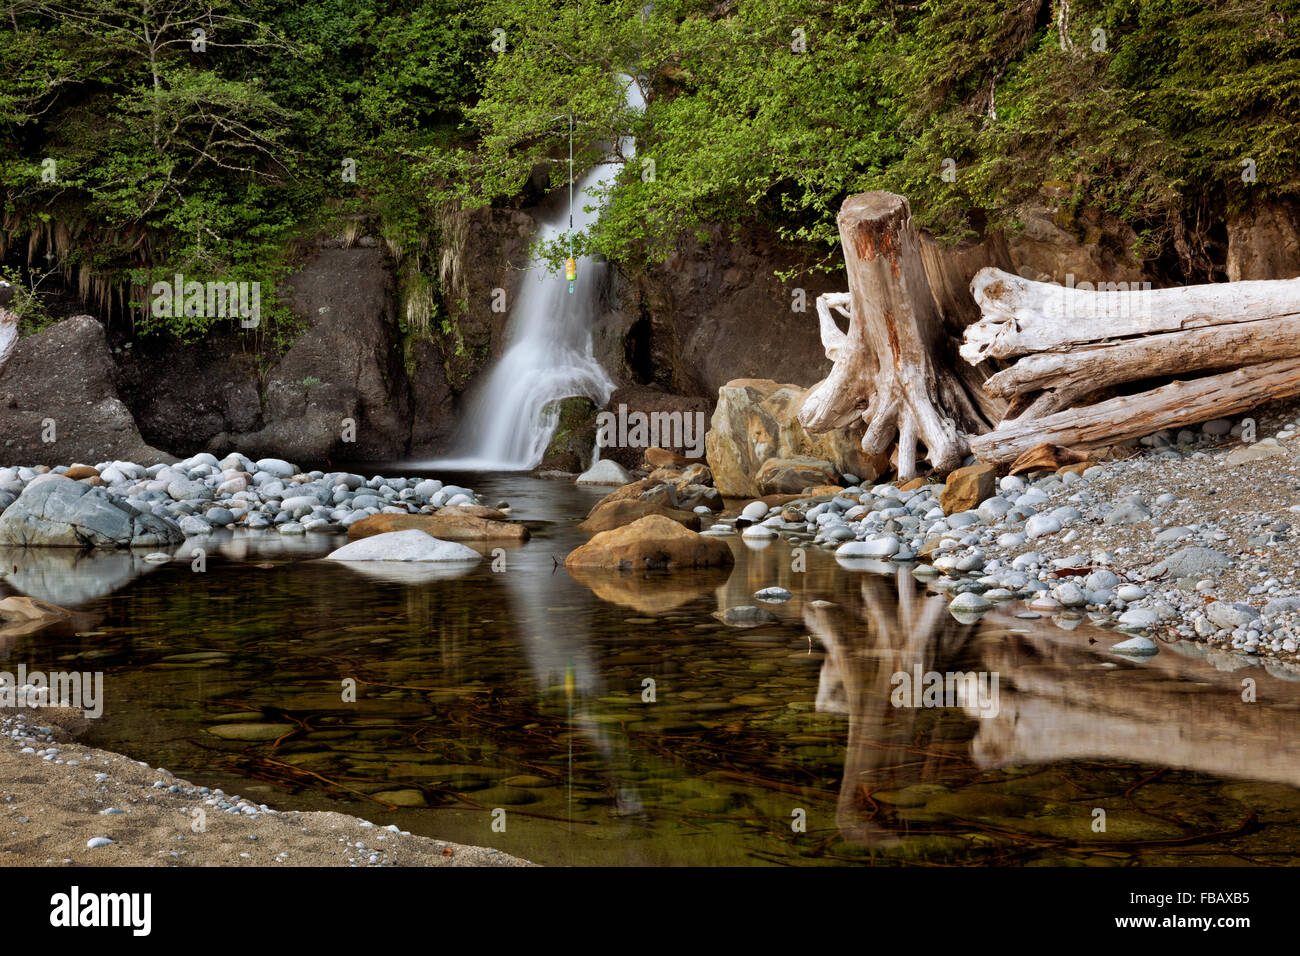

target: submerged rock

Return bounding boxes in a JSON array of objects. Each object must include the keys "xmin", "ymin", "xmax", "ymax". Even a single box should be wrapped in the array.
[
  {"xmin": 1111, "ymin": 635, "xmax": 1159, "ymax": 656},
  {"xmin": 721, "ymin": 605, "xmax": 777, "ymax": 626}
]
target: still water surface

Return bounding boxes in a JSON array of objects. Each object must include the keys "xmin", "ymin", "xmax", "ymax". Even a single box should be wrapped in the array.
[{"xmin": 5, "ymin": 472, "xmax": 1300, "ymax": 866}]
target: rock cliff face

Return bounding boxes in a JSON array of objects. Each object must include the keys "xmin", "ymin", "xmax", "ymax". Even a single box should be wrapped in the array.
[
  {"xmin": 0, "ymin": 315, "xmax": 173, "ymax": 467},
  {"xmin": 116, "ymin": 244, "xmax": 464, "ymax": 464},
  {"xmin": 593, "ymin": 222, "xmax": 839, "ymax": 398},
  {"xmin": 1227, "ymin": 201, "xmax": 1300, "ymax": 282}
]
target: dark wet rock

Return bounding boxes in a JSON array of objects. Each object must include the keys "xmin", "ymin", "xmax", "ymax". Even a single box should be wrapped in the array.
[
  {"xmin": 0, "ymin": 315, "xmax": 174, "ymax": 466},
  {"xmin": 0, "ymin": 475, "xmax": 182, "ymax": 548},
  {"xmin": 539, "ymin": 396, "xmax": 598, "ymax": 472}
]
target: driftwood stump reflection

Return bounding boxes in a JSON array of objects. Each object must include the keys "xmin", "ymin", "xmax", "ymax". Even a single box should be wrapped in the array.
[{"xmin": 806, "ymin": 568, "xmax": 978, "ymax": 847}]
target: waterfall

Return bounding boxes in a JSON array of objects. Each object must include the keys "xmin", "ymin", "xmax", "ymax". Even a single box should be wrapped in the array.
[{"xmin": 429, "ymin": 78, "xmax": 645, "ymax": 471}]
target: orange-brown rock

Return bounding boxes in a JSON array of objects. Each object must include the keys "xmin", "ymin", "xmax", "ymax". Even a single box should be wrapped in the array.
[
  {"xmin": 679, "ymin": 462, "xmax": 712, "ymax": 485},
  {"xmin": 706, "ymin": 379, "xmax": 889, "ymax": 496},
  {"xmin": 579, "ymin": 499, "xmax": 701, "ymax": 533},
  {"xmin": 1009, "ymin": 442, "xmax": 1090, "ymax": 476},
  {"xmin": 754, "ymin": 456, "xmax": 838, "ymax": 495},
  {"xmin": 434, "ymin": 504, "xmax": 510, "ymax": 521},
  {"xmin": 899, "ymin": 476, "xmax": 929, "ymax": 492},
  {"xmin": 591, "ymin": 479, "xmax": 662, "ymax": 510},
  {"xmin": 62, "ymin": 465, "xmax": 99, "ymax": 481},
  {"xmin": 348, "ymin": 513, "xmax": 529, "ymax": 543},
  {"xmin": 0, "ymin": 596, "xmax": 74, "ymax": 623},
  {"xmin": 800, "ymin": 484, "xmax": 846, "ymax": 497},
  {"xmin": 564, "ymin": 514, "xmax": 734, "ymax": 571},
  {"xmin": 644, "ymin": 446, "xmax": 693, "ymax": 469},
  {"xmin": 940, "ymin": 463, "xmax": 997, "ymax": 515}
]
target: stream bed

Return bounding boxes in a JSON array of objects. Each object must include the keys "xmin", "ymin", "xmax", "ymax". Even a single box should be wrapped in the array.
[{"xmin": 5, "ymin": 471, "xmax": 1300, "ymax": 866}]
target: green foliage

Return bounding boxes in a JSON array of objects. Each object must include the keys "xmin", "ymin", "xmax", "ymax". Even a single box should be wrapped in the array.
[
  {"xmin": 449, "ymin": 0, "xmax": 1300, "ymax": 275},
  {"xmin": 0, "ymin": 266, "xmax": 56, "ymax": 336},
  {"xmin": 3, "ymin": 0, "xmax": 1298, "ymax": 327},
  {"xmin": 0, "ymin": 0, "xmax": 483, "ymax": 345}
]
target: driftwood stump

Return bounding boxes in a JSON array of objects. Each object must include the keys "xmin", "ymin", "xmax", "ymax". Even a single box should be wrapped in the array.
[{"xmin": 798, "ymin": 193, "xmax": 991, "ymax": 482}]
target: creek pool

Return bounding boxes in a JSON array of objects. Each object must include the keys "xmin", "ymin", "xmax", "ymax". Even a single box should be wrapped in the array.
[{"xmin": 5, "ymin": 471, "xmax": 1300, "ymax": 866}]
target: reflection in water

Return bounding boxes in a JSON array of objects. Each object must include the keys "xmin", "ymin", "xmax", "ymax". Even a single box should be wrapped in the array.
[
  {"xmin": 6, "ymin": 472, "xmax": 1300, "ymax": 864},
  {"xmin": 0, "ymin": 546, "xmax": 164, "ymax": 606}
]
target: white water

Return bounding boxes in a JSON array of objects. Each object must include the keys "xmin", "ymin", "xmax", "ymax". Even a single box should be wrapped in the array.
[{"xmin": 427, "ymin": 80, "xmax": 645, "ymax": 471}]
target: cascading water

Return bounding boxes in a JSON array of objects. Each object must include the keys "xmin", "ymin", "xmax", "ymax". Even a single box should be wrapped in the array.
[{"xmin": 429, "ymin": 79, "xmax": 645, "ymax": 470}]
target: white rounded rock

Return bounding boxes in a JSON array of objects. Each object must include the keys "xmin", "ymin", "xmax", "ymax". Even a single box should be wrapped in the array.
[
  {"xmin": 1025, "ymin": 515, "xmax": 1062, "ymax": 539},
  {"xmin": 326, "ymin": 530, "xmax": 481, "ymax": 563}
]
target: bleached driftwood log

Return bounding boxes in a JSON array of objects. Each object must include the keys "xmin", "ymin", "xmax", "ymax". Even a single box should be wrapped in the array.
[
  {"xmin": 960, "ymin": 267, "xmax": 1300, "ymax": 364},
  {"xmin": 982, "ymin": 315, "xmax": 1300, "ymax": 418},
  {"xmin": 0, "ymin": 282, "xmax": 17, "ymax": 377},
  {"xmin": 956, "ymin": 262, "xmax": 1300, "ymax": 462},
  {"xmin": 798, "ymin": 193, "xmax": 991, "ymax": 481},
  {"xmin": 970, "ymin": 357, "xmax": 1300, "ymax": 463}
]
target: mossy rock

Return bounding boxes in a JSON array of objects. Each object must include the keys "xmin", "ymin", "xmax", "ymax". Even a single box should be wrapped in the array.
[{"xmin": 540, "ymin": 396, "xmax": 598, "ymax": 472}]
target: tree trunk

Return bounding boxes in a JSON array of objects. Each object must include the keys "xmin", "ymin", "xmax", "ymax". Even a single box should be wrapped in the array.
[
  {"xmin": 969, "ymin": 357, "xmax": 1300, "ymax": 463},
  {"xmin": 0, "ymin": 293, "xmax": 16, "ymax": 378},
  {"xmin": 960, "ymin": 266, "xmax": 1300, "ymax": 364},
  {"xmin": 799, "ymin": 193, "xmax": 991, "ymax": 481}
]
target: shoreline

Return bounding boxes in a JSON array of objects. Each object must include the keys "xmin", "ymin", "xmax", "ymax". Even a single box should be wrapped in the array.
[
  {"xmin": 721, "ymin": 398, "xmax": 1300, "ymax": 674},
  {"xmin": 0, "ymin": 707, "xmax": 534, "ymax": 867}
]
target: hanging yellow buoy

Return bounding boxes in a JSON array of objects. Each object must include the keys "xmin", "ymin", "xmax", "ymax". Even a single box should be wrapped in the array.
[{"xmin": 565, "ymin": 257, "xmax": 577, "ymax": 282}]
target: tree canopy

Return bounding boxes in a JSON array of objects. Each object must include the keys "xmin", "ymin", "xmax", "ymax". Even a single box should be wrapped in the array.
[{"xmin": 1, "ymin": 0, "xmax": 1296, "ymax": 339}]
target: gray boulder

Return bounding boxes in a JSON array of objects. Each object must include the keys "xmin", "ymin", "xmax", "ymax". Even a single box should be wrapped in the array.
[
  {"xmin": 0, "ymin": 475, "xmax": 182, "ymax": 548},
  {"xmin": 1148, "ymin": 546, "xmax": 1233, "ymax": 579}
]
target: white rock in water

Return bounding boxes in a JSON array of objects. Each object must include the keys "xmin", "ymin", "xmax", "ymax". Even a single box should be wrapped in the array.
[
  {"xmin": 576, "ymin": 460, "xmax": 633, "ymax": 485},
  {"xmin": 741, "ymin": 501, "xmax": 769, "ymax": 520},
  {"xmin": 754, "ymin": 587, "xmax": 793, "ymax": 603},
  {"xmin": 1118, "ymin": 608, "xmax": 1161, "ymax": 629},
  {"xmin": 325, "ymin": 530, "xmax": 481, "ymax": 563},
  {"xmin": 858, "ymin": 534, "xmax": 900, "ymax": 558},
  {"xmin": 1111, "ymin": 635, "xmax": 1159, "ymax": 656},
  {"xmin": 949, "ymin": 592, "xmax": 993, "ymax": 612},
  {"xmin": 741, "ymin": 524, "xmax": 777, "ymax": 539}
]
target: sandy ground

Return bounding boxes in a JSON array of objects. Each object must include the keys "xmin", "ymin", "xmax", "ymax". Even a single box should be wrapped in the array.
[{"xmin": 0, "ymin": 707, "xmax": 534, "ymax": 867}]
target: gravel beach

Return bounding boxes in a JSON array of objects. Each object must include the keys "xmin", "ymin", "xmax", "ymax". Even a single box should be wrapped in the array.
[
  {"xmin": 0, "ymin": 705, "xmax": 534, "ymax": 867},
  {"xmin": 724, "ymin": 397, "xmax": 1300, "ymax": 674}
]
